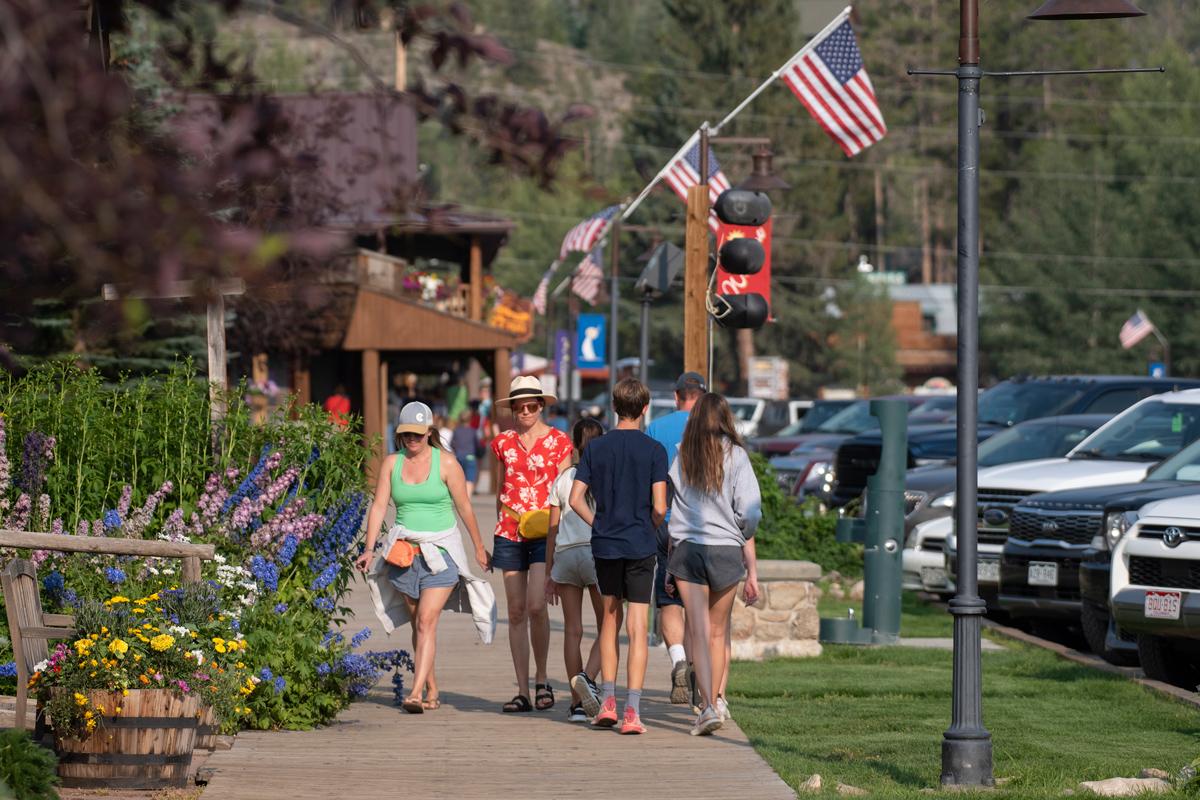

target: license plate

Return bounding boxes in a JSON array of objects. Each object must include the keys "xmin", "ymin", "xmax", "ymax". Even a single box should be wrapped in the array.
[
  {"xmin": 921, "ymin": 566, "xmax": 947, "ymax": 588},
  {"xmin": 1028, "ymin": 561, "xmax": 1058, "ymax": 587},
  {"xmin": 977, "ymin": 560, "xmax": 1000, "ymax": 584},
  {"xmin": 1145, "ymin": 590, "xmax": 1182, "ymax": 620}
]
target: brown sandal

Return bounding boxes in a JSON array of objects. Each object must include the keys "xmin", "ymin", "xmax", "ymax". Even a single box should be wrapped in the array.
[
  {"xmin": 402, "ymin": 697, "xmax": 424, "ymax": 714},
  {"xmin": 422, "ymin": 697, "xmax": 441, "ymax": 710}
]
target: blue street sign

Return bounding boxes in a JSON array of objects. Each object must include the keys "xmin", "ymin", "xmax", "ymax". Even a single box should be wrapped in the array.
[
  {"xmin": 554, "ymin": 329, "xmax": 572, "ymax": 372},
  {"xmin": 1149, "ymin": 361, "xmax": 1166, "ymax": 379},
  {"xmin": 576, "ymin": 314, "xmax": 607, "ymax": 369}
]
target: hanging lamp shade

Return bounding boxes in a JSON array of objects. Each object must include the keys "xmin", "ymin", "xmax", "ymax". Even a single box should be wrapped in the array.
[{"xmin": 1028, "ymin": 0, "xmax": 1146, "ymax": 20}]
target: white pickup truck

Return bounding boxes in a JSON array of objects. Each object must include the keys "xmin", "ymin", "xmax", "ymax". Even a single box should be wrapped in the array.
[{"xmin": 946, "ymin": 390, "xmax": 1200, "ymax": 599}]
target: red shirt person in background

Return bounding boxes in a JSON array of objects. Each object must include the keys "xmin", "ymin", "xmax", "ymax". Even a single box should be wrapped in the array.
[{"xmin": 323, "ymin": 384, "xmax": 351, "ymax": 427}]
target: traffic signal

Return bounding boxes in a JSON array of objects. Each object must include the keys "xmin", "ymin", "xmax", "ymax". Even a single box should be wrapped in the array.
[{"xmin": 710, "ymin": 189, "xmax": 772, "ymax": 329}]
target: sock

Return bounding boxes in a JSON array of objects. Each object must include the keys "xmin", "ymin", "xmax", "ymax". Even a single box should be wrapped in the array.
[
  {"xmin": 625, "ymin": 689, "xmax": 642, "ymax": 715},
  {"xmin": 602, "ymin": 681, "xmax": 616, "ymax": 702},
  {"xmin": 668, "ymin": 644, "xmax": 687, "ymax": 665}
]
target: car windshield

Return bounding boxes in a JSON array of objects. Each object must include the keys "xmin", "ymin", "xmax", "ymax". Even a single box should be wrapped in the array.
[
  {"xmin": 772, "ymin": 420, "xmax": 805, "ymax": 436},
  {"xmin": 977, "ymin": 419, "xmax": 1102, "ymax": 467},
  {"xmin": 1146, "ymin": 435, "xmax": 1200, "ymax": 481},
  {"xmin": 799, "ymin": 400, "xmax": 853, "ymax": 432},
  {"xmin": 911, "ymin": 396, "xmax": 956, "ymax": 416},
  {"xmin": 816, "ymin": 400, "xmax": 881, "ymax": 434},
  {"xmin": 1070, "ymin": 402, "xmax": 1200, "ymax": 462},
  {"xmin": 977, "ymin": 381, "xmax": 1085, "ymax": 427}
]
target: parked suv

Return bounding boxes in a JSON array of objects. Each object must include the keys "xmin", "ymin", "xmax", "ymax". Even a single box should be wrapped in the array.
[
  {"xmin": 947, "ymin": 388, "xmax": 1200, "ymax": 607},
  {"xmin": 831, "ymin": 375, "xmax": 1191, "ymax": 509},
  {"xmin": 1111, "ymin": 494, "xmax": 1200, "ymax": 689},
  {"xmin": 901, "ymin": 415, "xmax": 1110, "ymax": 598},
  {"xmin": 998, "ymin": 436, "xmax": 1200, "ymax": 663}
]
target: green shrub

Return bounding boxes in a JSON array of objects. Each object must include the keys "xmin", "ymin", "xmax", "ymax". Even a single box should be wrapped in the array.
[
  {"xmin": 0, "ymin": 729, "xmax": 58, "ymax": 800},
  {"xmin": 751, "ymin": 453, "xmax": 862, "ymax": 576}
]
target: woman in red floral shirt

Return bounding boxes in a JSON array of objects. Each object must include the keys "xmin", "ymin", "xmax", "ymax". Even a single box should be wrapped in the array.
[{"xmin": 491, "ymin": 376, "xmax": 573, "ymax": 713}]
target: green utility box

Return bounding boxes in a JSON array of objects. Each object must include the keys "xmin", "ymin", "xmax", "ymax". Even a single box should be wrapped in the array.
[{"xmin": 819, "ymin": 398, "xmax": 908, "ymax": 645}]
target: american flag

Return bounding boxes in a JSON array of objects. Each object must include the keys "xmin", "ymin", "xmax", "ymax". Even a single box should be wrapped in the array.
[
  {"xmin": 1119, "ymin": 310, "xmax": 1155, "ymax": 349},
  {"xmin": 571, "ymin": 246, "xmax": 605, "ymax": 305},
  {"xmin": 780, "ymin": 19, "xmax": 887, "ymax": 158},
  {"xmin": 661, "ymin": 133, "xmax": 732, "ymax": 233},
  {"xmin": 531, "ymin": 266, "xmax": 554, "ymax": 315},
  {"xmin": 560, "ymin": 205, "xmax": 620, "ymax": 260}
]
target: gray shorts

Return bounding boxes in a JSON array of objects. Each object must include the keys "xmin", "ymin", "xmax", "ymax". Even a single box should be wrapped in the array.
[
  {"xmin": 388, "ymin": 548, "xmax": 460, "ymax": 600},
  {"xmin": 667, "ymin": 540, "xmax": 746, "ymax": 592},
  {"xmin": 550, "ymin": 545, "xmax": 597, "ymax": 587}
]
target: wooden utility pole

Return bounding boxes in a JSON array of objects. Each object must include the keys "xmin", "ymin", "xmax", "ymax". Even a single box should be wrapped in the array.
[{"xmin": 683, "ymin": 185, "xmax": 709, "ymax": 377}]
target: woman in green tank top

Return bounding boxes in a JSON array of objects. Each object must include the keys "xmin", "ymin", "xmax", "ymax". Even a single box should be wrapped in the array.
[{"xmin": 358, "ymin": 402, "xmax": 490, "ymax": 713}]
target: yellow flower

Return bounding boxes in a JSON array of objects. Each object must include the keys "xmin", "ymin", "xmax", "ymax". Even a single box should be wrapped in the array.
[
  {"xmin": 89, "ymin": 659, "xmax": 98, "ymax": 667},
  {"xmin": 122, "ymin": 689, "xmax": 129, "ymax": 696},
  {"xmin": 215, "ymin": 643, "xmax": 226, "ymax": 654},
  {"xmin": 109, "ymin": 639, "xmax": 128, "ymax": 656},
  {"xmin": 106, "ymin": 596, "xmax": 130, "ymax": 604},
  {"xmin": 115, "ymin": 706, "xmax": 122, "ymax": 714},
  {"xmin": 133, "ymin": 654, "xmax": 143, "ymax": 662},
  {"xmin": 86, "ymin": 719, "xmax": 96, "ymax": 731},
  {"xmin": 74, "ymin": 692, "xmax": 87, "ymax": 706},
  {"xmin": 142, "ymin": 623, "xmax": 153, "ymax": 630},
  {"xmin": 235, "ymin": 662, "xmax": 244, "ymax": 669},
  {"xmin": 149, "ymin": 634, "xmax": 175, "ymax": 652},
  {"xmin": 100, "ymin": 626, "xmax": 108, "ymax": 634}
]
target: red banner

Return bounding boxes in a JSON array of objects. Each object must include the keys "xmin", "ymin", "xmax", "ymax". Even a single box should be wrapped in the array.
[{"xmin": 715, "ymin": 217, "xmax": 772, "ymax": 319}]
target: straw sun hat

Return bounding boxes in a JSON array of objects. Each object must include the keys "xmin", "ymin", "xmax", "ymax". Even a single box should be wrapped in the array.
[{"xmin": 495, "ymin": 376, "xmax": 557, "ymax": 408}]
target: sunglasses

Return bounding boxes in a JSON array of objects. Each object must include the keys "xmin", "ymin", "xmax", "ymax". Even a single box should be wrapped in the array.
[{"xmin": 512, "ymin": 401, "xmax": 542, "ymax": 414}]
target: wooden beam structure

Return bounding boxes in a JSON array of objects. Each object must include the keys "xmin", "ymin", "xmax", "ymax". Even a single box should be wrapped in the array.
[{"xmin": 683, "ymin": 184, "xmax": 710, "ymax": 376}]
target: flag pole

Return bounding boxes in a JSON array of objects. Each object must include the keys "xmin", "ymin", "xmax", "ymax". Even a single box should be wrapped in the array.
[
  {"xmin": 1150, "ymin": 324, "xmax": 1171, "ymax": 376},
  {"xmin": 621, "ymin": 129, "xmax": 703, "ymax": 222},
  {"xmin": 710, "ymin": 6, "xmax": 852, "ymax": 135}
]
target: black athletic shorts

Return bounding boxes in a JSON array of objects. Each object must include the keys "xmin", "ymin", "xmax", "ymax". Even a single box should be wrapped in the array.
[{"xmin": 594, "ymin": 554, "xmax": 656, "ymax": 604}]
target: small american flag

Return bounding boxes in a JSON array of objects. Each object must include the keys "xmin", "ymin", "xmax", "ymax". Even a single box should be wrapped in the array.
[
  {"xmin": 531, "ymin": 267, "xmax": 554, "ymax": 315},
  {"xmin": 560, "ymin": 205, "xmax": 620, "ymax": 260},
  {"xmin": 572, "ymin": 246, "xmax": 605, "ymax": 305},
  {"xmin": 1119, "ymin": 310, "xmax": 1155, "ymax": 349},
  {"xmin": 780, "ymin": 19, "xmax": 887, "ymax": 158},
  {"xmin": 661, "ymin": 133, "xmax": 732, "ymax": 233}
]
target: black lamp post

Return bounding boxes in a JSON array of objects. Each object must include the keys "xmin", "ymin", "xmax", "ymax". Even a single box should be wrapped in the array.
[{"xmin": 908, "ymin": 0, "xmax": 1153, "ymax": 788}]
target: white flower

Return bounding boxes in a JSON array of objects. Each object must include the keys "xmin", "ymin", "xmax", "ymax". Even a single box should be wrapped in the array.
[
  {"xmin": 32, "ymin": 659, "xmax": 48, "ymax": 674},
  {"xmin": 168, "ymin": 625, "xmax": 190, "ymax": 638},
  {"xmin": 213, "ymin": 553, "xmax": 227, "ymax": 564},
  {"xmin": 189, "ymin": 650, "xmax": 205, "ymax": 665}
]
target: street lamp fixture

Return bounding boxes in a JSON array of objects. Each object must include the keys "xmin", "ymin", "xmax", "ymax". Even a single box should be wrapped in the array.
[
  {"xmin": 907, "ymin": 0, "xmax": 1157, "ymax": 789},
  {"xmin": 1028, "ymin": 0, "xmax": 1145, "ymax": 20},
  {"xmin": 737, "ymin": 145, "xmax": 791, "ymax": 193}
]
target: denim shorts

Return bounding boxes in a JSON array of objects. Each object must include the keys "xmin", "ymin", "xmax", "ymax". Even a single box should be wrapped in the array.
[
  {"xmin": 456, "ymin": 454, "xmax": 478, "ymax": 483},
  {"xmin": 667, "ymin": 540, "xmax": 746, "ymax": 592},
  {"xmin": 388, "ymin": 548, "xmax": 459, "ymax": 601},
  {"xmin": 550, "ymin": 545, "xmax": 597, "ymax": 587},
  {"xmin": 492, "ymin": 535, "xmax": 547, "ymax": 572}
]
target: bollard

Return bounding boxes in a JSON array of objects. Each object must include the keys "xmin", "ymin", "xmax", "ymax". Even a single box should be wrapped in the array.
[{"xmin": 818, "ymin": 398, "xmax": 907, "ymax": 645}]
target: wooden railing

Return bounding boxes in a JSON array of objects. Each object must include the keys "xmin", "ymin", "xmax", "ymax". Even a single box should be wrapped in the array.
[{"xmin": 0, "ymin": 530, "xmax": 215, "ymax": 583}]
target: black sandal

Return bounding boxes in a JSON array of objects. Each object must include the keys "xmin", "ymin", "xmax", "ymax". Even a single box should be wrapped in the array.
[
  {"xmin": 502, "ymin": 694, "xmax": 532, "ymax": 713},
  {"xmin": 535, "ymin": 683, "xmax": 555, "ymax": 711}
]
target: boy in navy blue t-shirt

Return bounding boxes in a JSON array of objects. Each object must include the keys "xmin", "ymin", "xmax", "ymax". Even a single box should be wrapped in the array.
[{"xmin": 570, "ymin": 378, "xmax": 667, "ymax": 734}]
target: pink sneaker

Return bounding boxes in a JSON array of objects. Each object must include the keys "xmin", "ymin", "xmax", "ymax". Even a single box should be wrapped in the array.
[
  {"xmin": 592, "ymin": 696, "xmax": 618, "ymax": 728},
  {"xmin": 619, "ymin": 707, "xmax": 645, "ymax": 735}
]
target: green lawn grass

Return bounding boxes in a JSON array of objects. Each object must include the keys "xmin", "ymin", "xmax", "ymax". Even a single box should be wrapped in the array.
[
  {"xmin": 817, "ymin": 590, "xmax": 954, "ymax": 638},
  {"xmin": 730, "ymin": 640, "xmax": 1200, "ymax": 798}
]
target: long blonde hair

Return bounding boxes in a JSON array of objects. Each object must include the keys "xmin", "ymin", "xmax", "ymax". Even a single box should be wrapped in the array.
[{"xmin": 679, "ymin": 393, "xmax": 743, "ymax": 494}]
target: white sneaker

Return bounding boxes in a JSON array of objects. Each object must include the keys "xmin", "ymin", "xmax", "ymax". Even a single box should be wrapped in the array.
[
  {"xmin": 716, "ymin": 696, "xmax": 731, "ymax": 722},
  {"xmin": 690, "ymin": 705, "xmax": 723, "ymax": 737}
]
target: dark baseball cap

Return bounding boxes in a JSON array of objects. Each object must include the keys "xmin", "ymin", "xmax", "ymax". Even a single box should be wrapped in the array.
[{"xmin": 675, "ymin": 372, "xmax": 707, "ymax": 393}]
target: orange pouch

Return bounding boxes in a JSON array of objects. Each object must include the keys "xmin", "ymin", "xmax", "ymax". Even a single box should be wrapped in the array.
[{"xmin": 385, "ymin": 539, "xmax": 418, "ymax": 569}]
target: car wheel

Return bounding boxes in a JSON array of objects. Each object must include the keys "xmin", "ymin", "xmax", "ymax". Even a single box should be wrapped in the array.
[
  {"xmin": 1137, "ymin": 634, "xmax": 1200, "ymax": 690},
  {"xmin": 1079, "ymin": 602, "xmax": 1139, "ymax": 667}
]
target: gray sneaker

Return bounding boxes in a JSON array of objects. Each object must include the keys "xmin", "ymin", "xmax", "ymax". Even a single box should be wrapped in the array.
[
  {"xmin": 570, "ymin": 672, "xmax": 601, "ymax": 719},
  {"xmin": 716, "ymin": 695, "xmax": 731, "ymax": 722},
  {"xmin": 690, "ymin": 705, "xmax": 723, "ymax": 737},
  {"xmin": 670, "ymin": 660, "xmax": 690, "ymax": 705}
]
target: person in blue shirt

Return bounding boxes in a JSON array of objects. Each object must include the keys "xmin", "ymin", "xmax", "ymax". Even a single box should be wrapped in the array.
[
  {"xmin": 570, "ymin": 378, "xmax": 667, "ymax": 735},
  {"xmin": 645, "ymin": 371, "xmax": 705, "ymax": 706}
]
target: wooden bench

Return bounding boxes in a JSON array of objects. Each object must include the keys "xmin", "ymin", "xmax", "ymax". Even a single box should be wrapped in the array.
[{"xmin": 0, "ymin": 530, "xmax": 215, "ymax": 731}]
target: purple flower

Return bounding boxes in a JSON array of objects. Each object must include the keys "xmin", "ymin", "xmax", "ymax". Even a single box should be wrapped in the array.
[
  {"xmin": 310, "ymin": 563, "xmax": 339, "ymax": 592},
  {"xmin": 314, "ymin": 597, "xmax": 335, "ymax": 613},
  {"xmin": 249, "ymin": 556, "xmax": 278, "ymax": 593},
  {"xmin": 273, "ymin": 676, "xmax": 286, "ymax": 693},
  {"xmin": 103, "ymin": 510, "xmax": 122, "ymax": 530},
  {"xmin": 316, "ymin": 662, "xmax": 330, "ymax": 676},
  {"xmin": 259, "ymin": 667, "xmax": 274, "ymax": 681},
  {"xmin": 274, "ymin": 603, "xmax": 288, "ymax": 614},
  {"xmin": 350, "ymin": 627, "xmax": 371, "ymax": 649},
  {"xmin": 104, "ymin": 566, "xmax": 126, "ymax": 585}
]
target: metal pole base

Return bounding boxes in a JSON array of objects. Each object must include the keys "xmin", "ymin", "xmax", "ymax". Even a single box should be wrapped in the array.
[
  {"xmin": 940, "ymin": 596, "xmax": 994, "ymax": 787},
  {"xmin": 941, "ymin": 737, "xmax": 994, "ymax": 787}
]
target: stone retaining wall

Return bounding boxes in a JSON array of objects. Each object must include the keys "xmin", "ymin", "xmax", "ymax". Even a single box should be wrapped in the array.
[{"xmin": 731, "ymin": 559, "xmax": 823, "ymax": 661}]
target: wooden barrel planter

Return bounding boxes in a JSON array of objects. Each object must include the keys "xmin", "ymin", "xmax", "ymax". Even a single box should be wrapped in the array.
[
  {"xmin": 194, "ymin": 704, "xmax": 218, "ymax": 750},
  {"xmin": 52, "ymin": 689, "xmax": 200, "ymax": 790}
]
